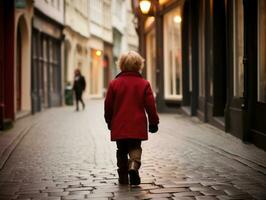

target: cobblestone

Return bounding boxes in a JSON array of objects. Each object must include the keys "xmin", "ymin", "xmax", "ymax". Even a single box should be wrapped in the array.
[{"xmin": 0, "ymin": 100, "xmax": 265, "ymax": 200}]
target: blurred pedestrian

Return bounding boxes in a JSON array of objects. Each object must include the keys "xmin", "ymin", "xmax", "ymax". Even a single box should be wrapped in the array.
[
  {"xmin": 104, "ymin": 51, "xmax": 159, "ymax": 185},
  {"xmin": 73, "ymin": 69, "xmax": 86, "ymax": 111}
]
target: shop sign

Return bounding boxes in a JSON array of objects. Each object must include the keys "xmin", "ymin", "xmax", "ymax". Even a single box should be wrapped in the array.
[{"xmin": 15, "ymin": 0, "xmax": 27, "ymax": 9}]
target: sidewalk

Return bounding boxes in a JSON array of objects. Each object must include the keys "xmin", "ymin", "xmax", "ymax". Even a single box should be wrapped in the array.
[
  {"xmin": 160, "ymin": 114, "xmax": 266, "ymax": 173},
  {"xmin": 0, "ymin": 114, "xmax": 37, "ymax": 169}
]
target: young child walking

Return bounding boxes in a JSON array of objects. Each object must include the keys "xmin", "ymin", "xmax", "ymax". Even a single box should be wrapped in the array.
[{"xmin": 104, "ymin": 51, "xmax": 159, "ymax": 185}]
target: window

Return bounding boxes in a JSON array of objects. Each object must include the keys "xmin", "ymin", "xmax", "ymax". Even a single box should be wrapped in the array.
[
  {"xmin": 90, "ymin": 0, "xmax": 102, "ymax": 25},
  {"xmin": 258, "ymin": 0, "xmax": 266, "ymax": 103},
  {"xmin": 115, "ymin": 0, "xmax": 123, "ymax": 18},
  {"xmin": 164, "ymin": 6, "xmax": 183, "ymax": 100},
  {"xmin": 90, "ymin": 49, "xmax": 102, "ymax": 95},
  {"xmin": 49, "ymin": 41, "xmax": 60, "ymax": 94},
  {"xmin": 233, "ymin": 0, "xmax": 244, "ymax": 97},
  {"xmin": 146, "ymin": 30, "xmax": 156, "ymax": 94},
  {"xmin": 198, "ymin": 0, "xmax": 205, "ymax": 97},
  {"xmin": 42, "ymin": 38, "xmax": 48, "ymax": 107}
]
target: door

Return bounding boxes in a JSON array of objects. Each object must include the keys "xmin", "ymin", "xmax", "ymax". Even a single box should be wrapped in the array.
[
  {"xmin": 251, "ymin": 0, "xmax": 266, "ymax": 149},
  {"xmin": 16, "ymin": 26, "xmax": 22, "ymax": 112},
  {"xmin": 212, "ymin": 0, "xmax": 227, "ymax": 118},
  {"xmin": 181, "ymin": 1, "xmax": 191, "ymax": 108},
  {"xmin": 41, "ymin": 36, "xmax": 49, "ymax": 108}
]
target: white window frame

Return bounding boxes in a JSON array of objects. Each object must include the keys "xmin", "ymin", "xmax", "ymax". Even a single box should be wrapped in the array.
[
  {"xmin": 146, "ymin": 29, "xmax": 156, "ymax": 96},
  {"xmin": 163, "ymin": 6, "xmax": 183, "ymax": 100}
]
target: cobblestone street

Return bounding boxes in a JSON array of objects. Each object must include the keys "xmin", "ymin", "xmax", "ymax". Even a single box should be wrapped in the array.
[{"xmin": 0, "ymin": 100, "xmax": 265, "ymax": 200}]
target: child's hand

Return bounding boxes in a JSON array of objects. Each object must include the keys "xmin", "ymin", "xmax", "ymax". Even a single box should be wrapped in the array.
[{"xmin": 149, "ymin": 124, "xmax": 158, "ymax": 133}]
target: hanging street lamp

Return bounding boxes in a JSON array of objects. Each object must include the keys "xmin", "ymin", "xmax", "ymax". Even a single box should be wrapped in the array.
[{"xmin": 139, "ymin": 0, "xmax": 152, "ymax": 14}]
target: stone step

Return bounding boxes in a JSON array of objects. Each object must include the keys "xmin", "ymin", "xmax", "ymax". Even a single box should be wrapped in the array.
[{"xmin": 0, "ymin": 118, "xmax": 13, "ymax": 131}]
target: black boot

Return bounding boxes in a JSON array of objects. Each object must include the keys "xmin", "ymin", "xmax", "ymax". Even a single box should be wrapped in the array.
[
  {"xmin": 117, "ymin": 169, "xmax": 128, "ymax": 185},
  {"xmin": 117, "ymin": 150, "xmax": 128, "ymax": 185},
  {"xmin": 128, "ymin": 161, "xmax": 141, "ymax": 185}
]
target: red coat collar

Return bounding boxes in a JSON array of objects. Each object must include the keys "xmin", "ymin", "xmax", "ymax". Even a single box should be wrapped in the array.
[{"xmin": 116, "ymin": 71, "xmax": 142, "ymax": 78}]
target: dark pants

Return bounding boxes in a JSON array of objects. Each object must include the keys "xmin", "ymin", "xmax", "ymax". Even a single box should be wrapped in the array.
[
  {"xmin": 75, "ymin": 91, "xmax": 85, "ymax": 111},
  {"xmin": 116, "ymin": 139, "xmax": 142, "ymax": 172}
]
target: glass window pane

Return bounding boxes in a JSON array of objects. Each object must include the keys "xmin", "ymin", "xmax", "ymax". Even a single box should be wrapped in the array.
[
  {"xmin": 90, "ymin": 49, "xmax": 101, "ymax": 95},
  {"xmin": 146, "ymin": 30, "xmax": 156, "ymax": 94},
  {"xmin": 233, "ymin": 0, "xmax": 244, "ymax": 97},
  {"xmin": 199, "ymin": 0, "xmax": 205, "ymax": 97},
  {"xmin": 163, "ymin": 4, "xmax": 183, "ymax": 99},
  {"xmin": 258, "ymin": 0, "xmax": 266, "ymax": 103}
]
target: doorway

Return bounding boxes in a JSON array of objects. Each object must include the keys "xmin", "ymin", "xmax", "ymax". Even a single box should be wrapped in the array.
[
  {"xmin": 16, "ymin": 25, "xmax": 22, "ymax": 112},
  {"xmin": 212, "ymin": 0, "xmax": 227, "ymax": 127}
]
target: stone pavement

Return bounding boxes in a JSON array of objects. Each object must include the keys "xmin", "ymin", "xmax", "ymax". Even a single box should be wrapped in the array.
[{"xmin": 0, "ymin": 100, "xmax": 265, "ymax": 200}]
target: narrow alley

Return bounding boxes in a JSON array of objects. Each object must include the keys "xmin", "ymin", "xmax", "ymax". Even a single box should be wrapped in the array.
[{"xmin": 0, "ymin": 100, "xmax": 265, "ymax": 200}]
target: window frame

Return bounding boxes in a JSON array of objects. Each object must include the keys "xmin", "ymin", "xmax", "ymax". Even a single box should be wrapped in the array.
[
  {"xmin": 233, "ymin": 0, "xmax": 244, "ymax": 98},
  {"xmin": 163, "ymin": 5, "xmax": 183, "ymax": 100}
]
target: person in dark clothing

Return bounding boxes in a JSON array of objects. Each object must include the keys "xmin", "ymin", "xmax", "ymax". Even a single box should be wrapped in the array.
[{"xmin": 73, "ymin": 69, "xmax": 86, "ymax": 111}]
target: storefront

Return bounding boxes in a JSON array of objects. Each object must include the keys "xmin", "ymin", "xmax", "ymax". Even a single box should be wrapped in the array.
[
  {"xmin": 196, "ymin": 0, "xmax": 227, "ymax": 128},
  {"xmin": 132, "ymin": 0, "xmax": 266, "ymax": 150},
  {"xmin": 228, "ymin": 0, "xmax": 266, "ymax": 149},
  {"xmin": 31, "ymin": 11, "xmax": 63, "ymax": 113}
]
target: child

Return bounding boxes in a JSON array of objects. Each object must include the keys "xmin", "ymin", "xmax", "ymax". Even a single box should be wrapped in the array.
[{"xmin": 104, "ymin": 51, "xmax": 159, "ymax": 185}]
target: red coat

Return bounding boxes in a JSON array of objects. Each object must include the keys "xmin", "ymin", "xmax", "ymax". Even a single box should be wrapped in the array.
[{"xmin": 104, "ymin": 71, "xmax": 159, "ymax": 141}]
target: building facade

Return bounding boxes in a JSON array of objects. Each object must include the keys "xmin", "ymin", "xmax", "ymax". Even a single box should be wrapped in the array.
[
  {"xmin": 31, "ymin": 0, "xmax": 64, "ymax": 112},
  {"xmin": 124, "ymin": 0, "xmax": 139, "ymax": 52},
  {"xmin": 64, "ymin": 0, "xmax": 90, "ymax": 99},
  {"xmin": 0, "ymin": 0, "xmax": 33, "ymax": 130},
  {"xmin": 87, "ymin": 0, "xmax": 138, "ymax": 98},
  {"xmin": 88, "ymin": 0, "xmax": 105, "ymax": 98},
  {"xmin": 112, "ymin": 0, "xmax": 139, "ymax": 76},
  {"xmin": 102, "ymin": 0, "xmax": 113, "ymax": 95},
  {"xmin": 133, "ymin": 0, "xmax": 266, "ymax": 150}
]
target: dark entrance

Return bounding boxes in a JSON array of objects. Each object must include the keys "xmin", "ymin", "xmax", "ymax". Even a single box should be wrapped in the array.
[
  {"xmin": 16, "ymin": 25, "xmax": 22, "ymax": 112},
  {"xmin": 181, "ymin": 0, "xmax": 191, "ymax": 114},
  {"xmin": 210, "ymin": 0, "xmax": 227, "ymax": 129},
  {"xmin": 244, "ymin": 0, "xmax": 266, "ymax": 149},
  {"xmin": 182, "ymin": 0, "xmax": 200, "ymax": 116}
]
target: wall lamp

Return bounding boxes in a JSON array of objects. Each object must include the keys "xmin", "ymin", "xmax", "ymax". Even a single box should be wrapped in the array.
[
  {"xmin": 139, "ymin": 0, "xmax": 159, "ymax": 16},
  {"xmin": 139, "ymin": 0, "xmax": 152, "ymax": 14}
]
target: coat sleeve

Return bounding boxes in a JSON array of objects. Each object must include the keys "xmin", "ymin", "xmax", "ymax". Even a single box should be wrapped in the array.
[
  {"xmin": 144, "ymin": 82, "xmax": 159, "ymax": 125},
  {"xmin": 104, "ymin": 82, "xmax": 114, "ymax": 125}
]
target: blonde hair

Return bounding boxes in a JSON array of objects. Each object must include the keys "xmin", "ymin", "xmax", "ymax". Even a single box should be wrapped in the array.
[{"xmin": 118, "ymin": 51, "xmax": 144, "ymax": 72}]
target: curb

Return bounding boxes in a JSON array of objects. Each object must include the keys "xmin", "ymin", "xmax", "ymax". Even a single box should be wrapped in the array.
[{"xmin": 0, "ymin": 125, "xmax": 33, "ymax": 170}]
